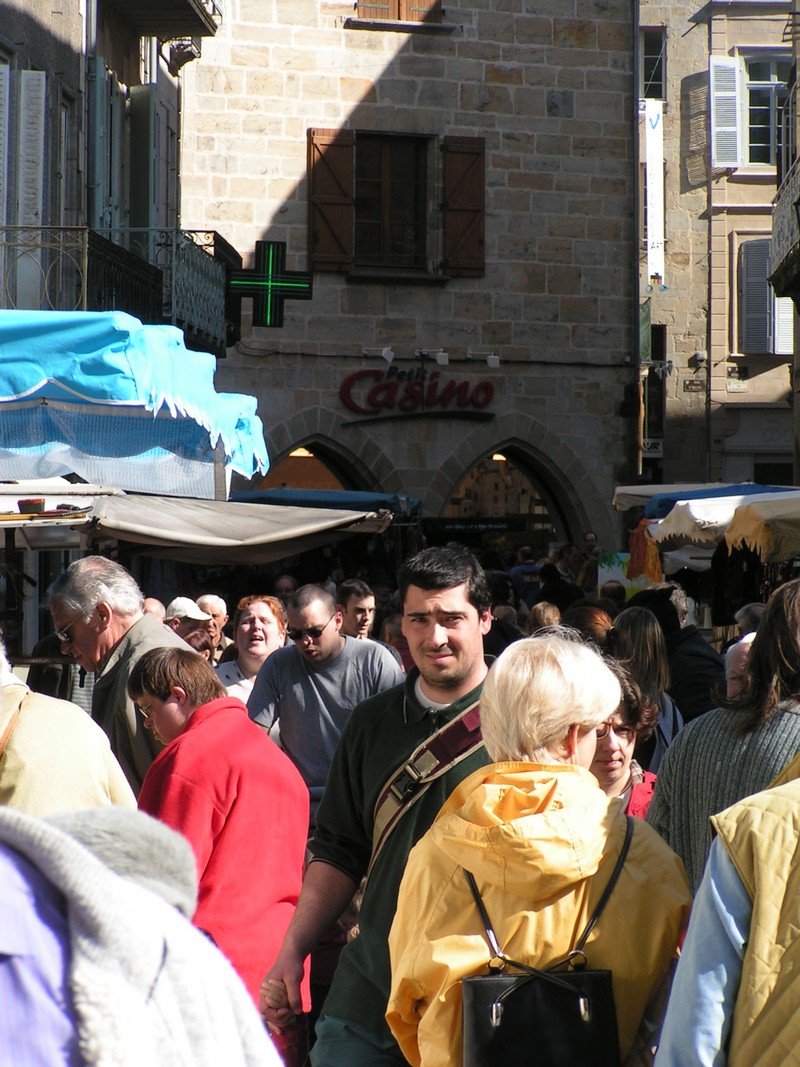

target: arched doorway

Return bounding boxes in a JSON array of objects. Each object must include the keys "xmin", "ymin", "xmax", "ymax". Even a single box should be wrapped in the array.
[
  {"xmin": 431, "ymin": 445, "xmax": 576, "ymax": 560},
  {"xmin": 258, "ymin": 446, "xmax": 346, "ymax": 491}
]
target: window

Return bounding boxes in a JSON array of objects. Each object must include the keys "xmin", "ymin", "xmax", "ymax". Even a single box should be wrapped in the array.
[
  {"xmin": 739, "ymin": 238, "xmax": 793, "ymax": 355},
  {"xmin": 640, "ymin": 29, "xmax": 665, "ymax": 101},
  {"xmin": 746, "ymin": 56, "xmax": 791, "ymax": 165},
  {"xmin": 355, "ymin": 0, "xmax": 441, "ymax": 22},
  {"xmin": 710, "ymin": 53, "xmax": 791, "ymax": 168},
  {"xmin": 355, "ymin": 134, "xmax": 427, "ymax": 269},
  {"xmin": 308, "ymin": 128, "xmax": 485, "ymax": 277}
]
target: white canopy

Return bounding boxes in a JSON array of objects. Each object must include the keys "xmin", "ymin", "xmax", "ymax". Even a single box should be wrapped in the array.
[{"xmin": 646, "ymin": 490, "xmax": 800, "ymax": 547}]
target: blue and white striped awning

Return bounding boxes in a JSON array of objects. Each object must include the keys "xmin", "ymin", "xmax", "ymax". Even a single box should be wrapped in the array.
[{"xmin": 0, "ymin": 310, "xmax": 268, "ymax": 498}]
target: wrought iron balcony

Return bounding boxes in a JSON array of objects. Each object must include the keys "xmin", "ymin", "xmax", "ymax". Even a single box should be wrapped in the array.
[
  {"xmin": 99, "ymin": 0, "xmax": 221, "ymax": 39},
  {"xmin": 0, "ymin": 226, "xmax": 238, "ymax": 356}
]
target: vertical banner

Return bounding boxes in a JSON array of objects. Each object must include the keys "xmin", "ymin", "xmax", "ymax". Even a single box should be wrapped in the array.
[
  {"xmin": 16, "ymin": 70, "xmax": 46, "ymax": 307},
  {"xmin": 645, "ymin": 98, "xmax": 665, "ymax": 286}
]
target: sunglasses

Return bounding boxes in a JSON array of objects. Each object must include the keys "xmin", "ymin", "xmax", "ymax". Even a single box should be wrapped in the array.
[
  {"xmin": 54, "ymin": 612, "xmax": 85, "ymax": 643},
  {"xmin": 286, "ymin": 613, "xmax": 336, "ymax": 642}
]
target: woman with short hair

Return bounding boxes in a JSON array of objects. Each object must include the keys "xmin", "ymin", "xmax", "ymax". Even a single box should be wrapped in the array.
[
  {"xmin": 215, "ymin": 595, "xmax": 286, "ymax": 703},
  {"xmin": 386, "ymin": 633, "xmax": 690, "ymax": 1067},
  {"xmin": 590, "ymin": 664, "xmax": 660, "ymax": 818}
]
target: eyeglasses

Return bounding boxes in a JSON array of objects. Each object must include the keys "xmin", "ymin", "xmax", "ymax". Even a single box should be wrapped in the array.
[
  {"xmin": 286, "ymin": 613, "xmax": 337, "ymax": 642},
  {"xmin": 596, "ymin": 721, "xmax": 636, "ymax": 743},
  {"xmin": 54, "ymin": 613, "xmax": 85, "ymax": 643}
]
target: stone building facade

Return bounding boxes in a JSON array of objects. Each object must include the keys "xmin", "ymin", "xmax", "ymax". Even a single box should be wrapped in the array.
[
  {"xmin": 180, "ymin": 0, "xmax": 638, "ymax": 553},
  {"xmin": 639, "ymin": 1, "xmax": 794, "ymax": 486}
]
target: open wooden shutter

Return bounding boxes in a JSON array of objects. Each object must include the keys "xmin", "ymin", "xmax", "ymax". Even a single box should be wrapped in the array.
[
  {"xmin": 442, "ymin": 136, "xmax": 485, "ymax": 277},
  {"xmin": 710, "ymin": 56, "xmax": 744, "ymax": 169},
  {"xmin": 308, "ymin": 128, "xmax": 354, "ymax": 272}
]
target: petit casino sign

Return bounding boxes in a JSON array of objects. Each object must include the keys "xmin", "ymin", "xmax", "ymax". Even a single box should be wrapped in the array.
[{"xmin": 340, "ymin": 367, "xmax": 495, "ymax": 425}]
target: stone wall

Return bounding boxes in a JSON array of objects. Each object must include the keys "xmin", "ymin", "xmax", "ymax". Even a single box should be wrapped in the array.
[{"xmin": 180, "ymin": 0, "xmax": 637, "ymax": 544}]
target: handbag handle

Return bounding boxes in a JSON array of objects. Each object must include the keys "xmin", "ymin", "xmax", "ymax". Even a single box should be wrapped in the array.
[{"xmin": 464, "ymin": 815, "xmax": 634, "ymax": 965}]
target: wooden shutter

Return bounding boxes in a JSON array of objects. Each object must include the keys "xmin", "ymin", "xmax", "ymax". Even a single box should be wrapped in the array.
[
  {"xmin": 710, "ymin": 56, "xmax": 744, "ymax": 168},
  {"xmin": 740, "ymin": 238, "xmax": 771, "ymax": 353},
  {"xmin": 442, "ymin": 137, "xmax": 485, "ymax": 277},
  {"xmin": 308, "ymin": 128, "xmax": 354, "ymax": 272},
  {"xmin": 401, "ymin": 0, "xmax": 442, "ymax": 21}
]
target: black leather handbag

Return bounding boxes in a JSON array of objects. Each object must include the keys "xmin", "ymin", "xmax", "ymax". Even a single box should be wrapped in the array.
[{"xmin": 461, "ymin": 815, "xmax": 633, "ymax": 1067}]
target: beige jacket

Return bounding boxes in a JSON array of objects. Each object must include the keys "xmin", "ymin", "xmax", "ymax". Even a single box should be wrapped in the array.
[{"xmin": 0, "ymin": 679, "xmax": 135, "ymax": 815}]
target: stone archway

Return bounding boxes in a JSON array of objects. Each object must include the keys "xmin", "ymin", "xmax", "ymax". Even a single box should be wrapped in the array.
[
  {"xmin": 264, "ymin": 405, "xmax": 400, "ymax": 492},
  {"xmin": 425, "ymin": 412, "xmax": 618, "ymax": 547}
]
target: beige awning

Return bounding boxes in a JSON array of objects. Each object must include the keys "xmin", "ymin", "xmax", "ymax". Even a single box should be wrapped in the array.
[
  {"xmin": 725, "ymin": 496, "xmax": 800, "ymax": 563},
  {"xmin": 0, "ymin": 480, "xmax": 391, "ymax": 564}
]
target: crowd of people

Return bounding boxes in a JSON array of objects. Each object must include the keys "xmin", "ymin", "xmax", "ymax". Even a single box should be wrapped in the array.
[{"xmin": 1, "ymin": 536, "xmax": 798, "ymax": 1066}]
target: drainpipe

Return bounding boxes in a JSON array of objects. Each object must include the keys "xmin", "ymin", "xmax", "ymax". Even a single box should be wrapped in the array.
[{"xmin": 632, "ymin": 0, "xmax": 643, "ymax": 477}]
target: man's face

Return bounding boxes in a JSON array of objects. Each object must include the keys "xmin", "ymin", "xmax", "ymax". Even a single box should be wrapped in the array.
[
  {"xmin": 286, "ymin": 599, "xmax": 343, "ymax": 664},
  {"xmin": 340, "ymin": 595, "xmax": 375, "ymax": 639},
  {"xmin": 274, "ymin": 579, "xmax": 296, "ymax": 604},
  {"xmin": 51, "ymin": 601, "xmax": 109, "ymax": 673},
  {"xmin": 200, "ymin": 604, "xmax": 228, "ymax": 645},
  {"xmin": 401, "ymin": 582, "xmax": 491, "ymax": 702}
]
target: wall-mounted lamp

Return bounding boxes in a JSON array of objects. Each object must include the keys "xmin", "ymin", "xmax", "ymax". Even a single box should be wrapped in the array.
[
  {"xmin": 416, "ymin": 348, "xmax": 449, "ymax": 365},
  {"xmin": 362, "ymin": 346, "xmax": 395, "ymax": 363},
  {"xmin": 641, "ymin": 359, "xmax": 674, "ymax": 379},
  {"xmin": 468, "ymin": 347, "xmax": 500, "ymax": 368},
  {"xmin": 690, "ymin": 350, "xmax": 708, "ymax": 370}
]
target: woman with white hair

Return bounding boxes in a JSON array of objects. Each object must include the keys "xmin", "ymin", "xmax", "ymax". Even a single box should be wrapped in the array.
[{"xmin": 386, "ymin": 632, "xmax": 690, "ymax": 1067}]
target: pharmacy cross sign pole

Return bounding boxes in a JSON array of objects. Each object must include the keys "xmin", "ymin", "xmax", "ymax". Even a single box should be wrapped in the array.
[{"xmin": 228, "ymin": 240, "xmax": 313, "ymax": 327}]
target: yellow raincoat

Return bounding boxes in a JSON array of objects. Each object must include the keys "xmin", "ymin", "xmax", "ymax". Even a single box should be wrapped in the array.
[{"xmin": 387, "ymin": 762, "xmax": 689, "ymax": 1067}]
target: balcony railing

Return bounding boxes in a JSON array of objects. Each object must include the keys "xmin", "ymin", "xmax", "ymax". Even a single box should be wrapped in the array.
[{"xmin": 0, "ymin": 226, "xmax": 234, "ymax": 356}]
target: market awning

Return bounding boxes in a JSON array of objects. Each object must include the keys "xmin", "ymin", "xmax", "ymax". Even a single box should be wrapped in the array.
[
  {"xmin": 232, "ymin": 487, "xmax": 421, "ymax": 516},
  {"xmin": 646, "ymin": 490, "xmax": 800, "ymax": 547},
  {"xmin": 0, "ymin": 480, "xmax": 390, "ymax": 564},
  {"xmin": 612, "ymin": 483, "xmax": 740, "ymax": 512},
  {"xmin": 725, "ymin": 495, "xmax": 800, "ymax": 563},
  {"xmin": 641, "ymin": 483, "xmax": 792, "ymax": 520},
  {"xmin": 0, "ymin": 310, "xmax": 268, "ymax": 499}
]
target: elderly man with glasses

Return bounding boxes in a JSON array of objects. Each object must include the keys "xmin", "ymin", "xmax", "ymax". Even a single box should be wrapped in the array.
[
  {"xmin": 48, "ymin": 557, "xmax": 187, "ymax": 795},
  {"xmin": 248, "ymin": 584, "xmax": 403, "ymax": 829}
]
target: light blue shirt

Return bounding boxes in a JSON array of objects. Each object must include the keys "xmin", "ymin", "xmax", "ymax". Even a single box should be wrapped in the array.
[
  {"xmin": 0, "ymin": 842, "xmax": 81, "ymax": 1066},
  {"xmin": 655, "ymin": 837, "xmax": 750, "ymax": 1066}
]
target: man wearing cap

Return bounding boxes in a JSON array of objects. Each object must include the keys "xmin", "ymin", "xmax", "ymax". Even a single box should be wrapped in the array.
[
  {"xmin": 165, "ymin": 597, "xmax": 213, "ymax": 640},
  {"xmin": 48, "ymin": 558, "xmax": 186, "ymax": 795}
]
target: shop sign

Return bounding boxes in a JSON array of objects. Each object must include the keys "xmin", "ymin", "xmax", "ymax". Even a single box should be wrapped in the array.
[{"xmin": 340, "ymin": 367, "xmax": 495, "ymax": 424}]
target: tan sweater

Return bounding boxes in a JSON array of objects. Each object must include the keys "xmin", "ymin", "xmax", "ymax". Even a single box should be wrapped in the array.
[{"xmin": 0, "ymin": 679, "xmax": 135, "ymax": 815}]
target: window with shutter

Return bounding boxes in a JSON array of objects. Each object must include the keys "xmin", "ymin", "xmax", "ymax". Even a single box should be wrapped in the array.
[
  {"xmin": 442, "ymin": 137, "xmax": 485, "ymax": 277},
  {"xmin": 308, "ymin": 128, "xmax": 355, "ymax": 272},
  {"xmin": 356, "ymin": 0, "xmax": 441, "ymax": 22},
  {"xmin": 710, "ymin": 56, "xmax": 744, "ymax": 168},
  {"xmin": 740, "ymin": 237, "xmax": 792, "ymax": 355},
  {"xmin": 308, "ymin": 128, "xmax": 485, "ymax": 279}
]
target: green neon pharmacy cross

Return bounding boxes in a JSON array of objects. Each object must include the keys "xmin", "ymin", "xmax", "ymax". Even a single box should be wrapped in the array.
[{"xmin": 229, "ymin": 241, "xmax": 313, "ymax": 327}]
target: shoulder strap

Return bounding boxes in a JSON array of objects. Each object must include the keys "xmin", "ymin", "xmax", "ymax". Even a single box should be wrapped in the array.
[
  {"xmin": 367, "ymin": 697, "xmax": 482, "ymax": 881},
  {"xmin": 574, "ymin": 814, "xmax": 634, "ymax": 952},
  {"xmin": 464, "ymin": 815, "xmax": 634, "ymax": 964}
]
